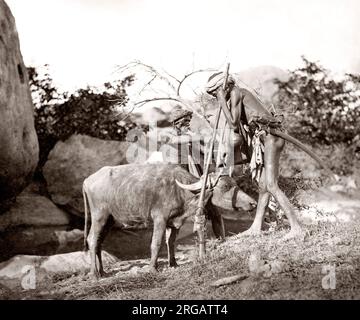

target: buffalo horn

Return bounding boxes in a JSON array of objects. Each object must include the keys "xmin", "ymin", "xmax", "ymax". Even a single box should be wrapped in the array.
[{"xmin": 175, "ymin": 179, "xmax": 203, "ymax": 191}]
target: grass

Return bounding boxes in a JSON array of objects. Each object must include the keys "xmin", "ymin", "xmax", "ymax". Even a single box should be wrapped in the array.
[{"xmin": 14, "ymin": 216, "xmax": 359, "ymax": 300}]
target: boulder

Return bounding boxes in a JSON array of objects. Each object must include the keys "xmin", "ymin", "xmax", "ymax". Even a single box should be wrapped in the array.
[
  {"xmin": 0, "ymin": 251, "xmax": 118, "ymax": 289},
  {"xmin": 0, "ymin": 226, "xmax": 73, "ymax": 262},
  {"xmin": 0, "ymin": 282, "xmax": 14, "ymax": 299},
  {"xmin": 54, "ymin": 229, "xmax": 83, "ymax": 252},
  {"xmin": 0, "ymin": 1, "xmax": 39, "ymax": 211},
  {"xmin": 40, "ymin": 250, "xmax": 118, "ymax": 274},
  {"xmin": 0, "ymin": 192, "xmax": 70, "ymax": 232},
  {"xmin": 43, "ymin": 134, "xmax": 132, "ymax": 216}
]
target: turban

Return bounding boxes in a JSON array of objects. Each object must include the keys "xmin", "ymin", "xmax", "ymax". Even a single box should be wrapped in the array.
[
  {"xmin": 205, "ymin": 71, "xmax": 235, "ymax": 93},
  {"xmin": 170, "ymin": 107, "xmax": 193, "ymax": 123}
]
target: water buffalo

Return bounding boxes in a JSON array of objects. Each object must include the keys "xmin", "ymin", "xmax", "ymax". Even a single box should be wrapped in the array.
[{"xmin": 83, "ymin": 163, "xmax": 256, "ymax": 278}]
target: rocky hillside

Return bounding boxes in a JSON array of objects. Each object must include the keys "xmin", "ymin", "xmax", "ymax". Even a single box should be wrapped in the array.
[{"xmin": 235, "ymin": 65, "xmax": 289, "ymax": 104}]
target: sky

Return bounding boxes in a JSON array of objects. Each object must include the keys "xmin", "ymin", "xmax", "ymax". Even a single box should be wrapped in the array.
[{"xmin": 6, "ymin": 0, "xmax": 360, "ymax": 93}]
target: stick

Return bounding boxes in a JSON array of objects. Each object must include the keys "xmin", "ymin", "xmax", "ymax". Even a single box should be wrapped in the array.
[
  {"xmin": 196, "ymin": 63, "xmax": 230, "ymax": 260},
  {"xmin": 210, "ymin": 274, "xmax": 248, "ymax": 287}
]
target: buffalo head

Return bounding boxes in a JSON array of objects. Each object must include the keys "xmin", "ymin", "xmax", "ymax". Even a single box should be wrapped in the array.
[{"xmin": 176, "ymin": 170, "xmax": 257, "ymax": 212}]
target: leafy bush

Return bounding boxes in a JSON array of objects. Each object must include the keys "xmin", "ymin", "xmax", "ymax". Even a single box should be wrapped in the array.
[
  {"xmin": 28, "ymin": 65, "xmax": 139, "ymax": 170},
  {"xmin": 274, "ymin": 57, "xmax": 360, "ymax": 145}
]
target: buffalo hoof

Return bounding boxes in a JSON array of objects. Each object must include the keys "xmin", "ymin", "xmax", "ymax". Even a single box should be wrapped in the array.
[
  {"xmin": 89, "ymin": 271, "xmax": 102, "ymax": 280},
  {"xmin": 99, "ymin": 270, "xmax": 108, "ymax": 277},
  {"xmin": 169, "ymin": 261, "xmax": 178, "ymax": 268}
]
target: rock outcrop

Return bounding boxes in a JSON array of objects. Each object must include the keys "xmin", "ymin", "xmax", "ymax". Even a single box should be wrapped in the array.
[
  {"xmin": 0, "ymin": 251, "xmax": 118, "ymax": 290},
  {"xmin": 0, "ymin": 227, "xmax": 84, "ymax": 262},
  {"xmin": 43, "ymin": 135, "xmax": 132, "ymax": 216},
  {"xmin": 0, "ymin": 191, "xmax": 71, "ymax": 233},
  {"xmin": 0, "ymin": 0, "xmax": 39, "ymax": 211}
]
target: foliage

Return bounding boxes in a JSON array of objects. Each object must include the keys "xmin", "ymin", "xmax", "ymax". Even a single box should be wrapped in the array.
[
  {"xmin": 28, "ymin": 65, "xmax": 138, "ymax": 170},
  {"xmin": 28, "ymin": 65, "xmax": 67, "ymax": 107},
  {"xmin": 274, "ymin": 57, "xmax": 360, "ymax": 145}
]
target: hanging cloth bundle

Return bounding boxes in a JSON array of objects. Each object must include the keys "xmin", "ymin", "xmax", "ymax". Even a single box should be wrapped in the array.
[{"xmin": 250, "ymin": 128, "xmax": 266, "ymax": 182}]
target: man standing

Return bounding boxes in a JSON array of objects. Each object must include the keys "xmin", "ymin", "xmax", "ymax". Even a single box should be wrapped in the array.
[
  {"xmin": 205, "ymin": 71, "xmax": 283, "ymax": 180},
  {"xmin": 205, "ymin": 71, "xmax": 307, "ymax": 239}
]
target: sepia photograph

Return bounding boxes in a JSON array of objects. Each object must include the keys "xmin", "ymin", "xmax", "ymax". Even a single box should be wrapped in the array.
[{"xmin": 0, "ymin": 0, "xmax": 359, "ymax": 305}]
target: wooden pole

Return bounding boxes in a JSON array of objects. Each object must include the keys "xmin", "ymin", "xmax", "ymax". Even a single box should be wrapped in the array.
[{"xmin": 196, "ymin": 63, "xmax": 230, "ymax": 259}]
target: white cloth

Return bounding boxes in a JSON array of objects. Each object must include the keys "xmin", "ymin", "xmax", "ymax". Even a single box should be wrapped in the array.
[
  {"xmin": 250, "ymin": 128, "xmax": 266, "ymax": 182},
  {"xmin": 205, "ymin": 72, "xmax": 235, "ymax": 93}
]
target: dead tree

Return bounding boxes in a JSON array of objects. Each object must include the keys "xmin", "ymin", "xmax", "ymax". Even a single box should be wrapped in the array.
[{"xmin": 111, "ymin": 60, "xmax": 218, "ymax": 123}]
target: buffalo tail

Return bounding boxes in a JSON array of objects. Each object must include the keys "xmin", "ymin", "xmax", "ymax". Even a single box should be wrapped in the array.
[{"xmin": 83, "ymin": 184, "xmax": 90, "ymax": 251}]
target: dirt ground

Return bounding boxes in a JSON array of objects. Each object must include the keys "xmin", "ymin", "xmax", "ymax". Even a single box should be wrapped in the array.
[{"xmin": 2, "ymin": 180, "xmax": 359, "ymax": 300}]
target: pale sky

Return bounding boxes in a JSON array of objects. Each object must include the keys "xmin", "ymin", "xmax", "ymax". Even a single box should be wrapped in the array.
[{"xmin": 6, "ymin": 0, "xmax": 360, "ymax": 93}]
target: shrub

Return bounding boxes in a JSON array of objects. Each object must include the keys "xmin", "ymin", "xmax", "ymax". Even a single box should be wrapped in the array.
[
  {"xmin": 28, "ymin": 65, "xmax": 140, "ymax": 170},
  {"xmin": 274, "ymin": 57, "xmax": 360, "ymax": 145}
]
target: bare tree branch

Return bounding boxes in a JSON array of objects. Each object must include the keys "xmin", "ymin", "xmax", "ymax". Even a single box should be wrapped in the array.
[
  {"xmin": 115, "ymin": 61, "xmax": 141, "ymax": 74},
  {"xmin": 134, "ymin": 97, "xmax": 189, "ymax": 108},
  {"xmin": 176, "ymin": 68, "xmax": 216, "ymax": 96},
  {"xmin": 114, "ymin": 60, "xmax": 218, "ymax": 129},
  {"xmin": 210, "ymin": 274, "xmax": 248, "ymax": 287},
  {"xmin": 138, "ymin": 75, "xmax": 157, "ymax": 95},
  {"xmin": 161, "ymin": 68, "xmax": 181, "ymax": 85},
  {"xmin": 116, "ymin": 60, "xmax": 177, "ymax": 93}
]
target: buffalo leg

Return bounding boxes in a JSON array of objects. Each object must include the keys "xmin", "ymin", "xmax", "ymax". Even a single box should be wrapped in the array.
[
  {"xmin": 149, "ymin": 217, "xmax": 166, "ymax": 271},
  {"xmin": 263, "ymin": 135, "xmax": 303, "ymax": 238},
  {"xmin": 97, "ymin": 215, "xmax": 115, "ymax": 276},
  {"xmin": 88, "ymin": 210, "xmax": 109, "ymax": 278},
  {"xmin": 166, "ymin": 227, "xmax": 179, "ymax": 267},
  {"xmin": 208, "ymin": 207, "xmax": 225, "ymax": 240}
]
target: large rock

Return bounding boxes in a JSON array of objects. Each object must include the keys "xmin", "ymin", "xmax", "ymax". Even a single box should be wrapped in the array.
[
  {"xmin": 0, "ymin": 251, "xmax": 118, "ymax": 290},
  {"xmin": 43, "ymin": 134, "xmax": 132, "ymax": 216},
  {"xmin": 0, "ymin": 1, "xmax": 39, "ymax": 211},
  {"xmin": 0, "ymin": 193, "xmax": 70, "ymax": 233},
  {"xmin": 0, "ymin": 227, "xmax": 84, "ymax": 262}
]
